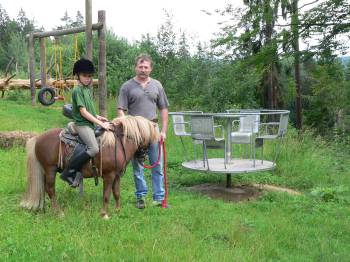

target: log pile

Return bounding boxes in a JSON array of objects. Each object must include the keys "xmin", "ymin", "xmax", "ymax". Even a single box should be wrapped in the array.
[
  {"xmin": 0, "ymin": 131, "xmax": 38, "ymax": 149},
  {"xmin": 0, "ymin": 78, "xmax": 99, "ymax": 91}
]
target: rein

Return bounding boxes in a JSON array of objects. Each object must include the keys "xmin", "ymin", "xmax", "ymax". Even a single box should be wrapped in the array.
[
  {"xmin": 143, "ymin": 138, "xmax": 163, "ymax": 169},
  {"xmin": 143, "ymin": 138, "xmax": 168, "ymax": 209},
  {"xmin": 113, "ymin": 129, "xmax": 127, "ymax": 176},
  {"xmin": 99, "ymin": 126, "xmax": 127, "ymax": 180}
]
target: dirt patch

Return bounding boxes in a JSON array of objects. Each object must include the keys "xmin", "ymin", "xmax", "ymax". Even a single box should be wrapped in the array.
[
  {"xmin": 251, "ymin": 183, "xmax": 301, "ymax": 195},
  {"xmin": 187, "ymin": 183, "xmax": 263, "ymax": 202},
  {"xmin": 0, "ymin": 131, "xmax": 37, "ymax": 149},
  {"xmin": 186, "ymin": 183, "xmax": 301, "ymax": 202}
]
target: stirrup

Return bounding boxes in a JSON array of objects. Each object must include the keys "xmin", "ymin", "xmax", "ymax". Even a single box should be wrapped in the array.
[
  {"xmin": 60, "ymin": 171, "xmax": 75, "ymax": 185},
  {"xmin": 71, "ymin": 172, "xmax": 83, "ymax": 188}
]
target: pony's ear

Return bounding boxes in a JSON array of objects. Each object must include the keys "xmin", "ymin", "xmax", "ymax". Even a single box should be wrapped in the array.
[
  {"xmin": 111, "ymin": 116, "xmax": 125, "ymax": 126},
  {"xmin": 114, "ymin": 120, "xmax": 122, "ymax": 126}
]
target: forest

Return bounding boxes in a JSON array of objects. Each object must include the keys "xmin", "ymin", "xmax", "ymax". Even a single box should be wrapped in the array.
[{"xmin": 0, "ymin": 0, "xmax": 350, "ymax": 139}]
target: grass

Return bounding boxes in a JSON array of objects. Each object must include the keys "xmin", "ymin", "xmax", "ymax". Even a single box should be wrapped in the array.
[{"xmin": 0, "ymin": 97, "xmax": 350, "ymax": 261}]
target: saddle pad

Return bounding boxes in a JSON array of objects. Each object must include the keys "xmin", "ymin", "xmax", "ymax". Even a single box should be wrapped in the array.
[{"xmin": 59, "ymin": 128, "xmax": 79, "ymax": 147}]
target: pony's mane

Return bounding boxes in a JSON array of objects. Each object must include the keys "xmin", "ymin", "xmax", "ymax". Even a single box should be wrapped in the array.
[{"xmin": 101, "ymin": 116, "xmax": 159, "ymax": 147}]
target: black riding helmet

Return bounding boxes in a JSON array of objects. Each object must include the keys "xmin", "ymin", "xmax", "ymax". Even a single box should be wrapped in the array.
[{"xmin": 73, "ymin": 58, "xmax": 95, "ymax": 75}]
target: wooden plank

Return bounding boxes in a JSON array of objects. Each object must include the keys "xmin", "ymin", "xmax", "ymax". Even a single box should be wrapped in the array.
[
  {"xmin": 85, "ymin": 0, "xmax": 93, "ymax": 60},
  {"xmin": 28, "ymin": 23, "xmax": 103, "ymax": 38},
  {"xmin": 98, "ymin": 10, "xmax": 107, "ymax": 117}
]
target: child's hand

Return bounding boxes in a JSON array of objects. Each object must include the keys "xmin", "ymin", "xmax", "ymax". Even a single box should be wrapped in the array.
[
  {"xmin": 97, "ymin": 115, "xmax": 108, "ymax": 122},
  {"xmin": 100, "ymin": 122, "xmax": 111, "ymax": 130}
]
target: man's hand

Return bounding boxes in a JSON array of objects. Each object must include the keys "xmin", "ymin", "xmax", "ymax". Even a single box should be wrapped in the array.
[{"xmin": 160, "ymin": 131, "xmax": 166, "ymax": 140}]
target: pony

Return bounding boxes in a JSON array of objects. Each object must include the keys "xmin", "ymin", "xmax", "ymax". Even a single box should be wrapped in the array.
[{"xmin": 20, "ymin": 116, "xmax": 159, "ymax": 219}]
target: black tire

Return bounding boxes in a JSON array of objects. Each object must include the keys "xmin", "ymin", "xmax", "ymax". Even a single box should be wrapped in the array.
[{"xmin": 38, "ymin": 87, "xmax": 56, "ymax": 106}]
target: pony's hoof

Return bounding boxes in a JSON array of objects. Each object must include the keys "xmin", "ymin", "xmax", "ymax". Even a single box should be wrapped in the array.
[{"xmin": 102, "ymin": 214, "xmax": 110, "ymax": 220}]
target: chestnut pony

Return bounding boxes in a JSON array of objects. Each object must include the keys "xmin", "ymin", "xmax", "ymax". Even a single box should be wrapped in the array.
[{"xmin": 20, "ymin": 116, "xmax": 159, "ymax": 218}]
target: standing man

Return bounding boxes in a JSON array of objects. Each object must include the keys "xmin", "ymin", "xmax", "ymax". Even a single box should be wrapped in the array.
[{"xmin": 117, "ymin": 54, "xmax": 169, "ymax": 209}]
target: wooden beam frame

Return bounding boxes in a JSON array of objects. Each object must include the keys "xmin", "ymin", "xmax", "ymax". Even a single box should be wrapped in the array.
[
  {"xmin": 85, "ymin": 0, "xmax": 93, "ymax": 60},
  {"xmin": 39, "ymin": 38, "xmax": 46, "ymax": 88},
  {"xmin": 27, "ymin": 23, "xmax": 103, "ymax": 39},
  {"xmin": 27, "ymin": 5, "xmax": 107, "ymax": 114},
  {"xmin": 28, "ymin": 32, "xmax": 36, "ymax": 106},
  {"xmin": 98, "ymin": 10, "xmax": 107, "ymax": 117}
]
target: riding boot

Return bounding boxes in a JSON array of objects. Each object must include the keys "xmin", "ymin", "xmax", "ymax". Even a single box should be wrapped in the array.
[{"xmin": 60, "ymin": 151, "xmax": 91, "ymax": 187}]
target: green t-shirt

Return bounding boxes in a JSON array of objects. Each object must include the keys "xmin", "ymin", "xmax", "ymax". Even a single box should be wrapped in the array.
[{"xmin": 72, "ymin": 85, "xmax": 97, "ymax": 129}]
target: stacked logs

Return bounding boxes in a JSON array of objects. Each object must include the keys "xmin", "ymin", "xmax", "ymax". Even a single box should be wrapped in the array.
[{"xmin": 0, "ymin": 78, "xmax": 98, "ymax": 91}]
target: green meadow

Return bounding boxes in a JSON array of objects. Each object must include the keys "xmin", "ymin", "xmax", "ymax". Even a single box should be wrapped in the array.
[{"xmin": 0, "ymin": 99, "xmax": 349, "ymax": 261}]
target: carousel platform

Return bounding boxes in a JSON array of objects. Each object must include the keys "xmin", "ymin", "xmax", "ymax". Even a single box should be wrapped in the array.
[{"xmin": 182, "ymin": 158, "xmax": 275, "ymax": 174}]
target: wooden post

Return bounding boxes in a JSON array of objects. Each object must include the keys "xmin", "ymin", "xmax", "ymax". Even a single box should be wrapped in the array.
[
  {"xmin": 292, "ymin": 0, "xmax": 302, "ymax": 129},
  {"xmin": 39, "ymin": 38, "xmax": 46, "ymax": 88},
  {"xmin": 98, "ymin": 10, "xmax": 107, "ymax": 117},
  {"xmin": 28, "ymin": 32, "xmax": 36, "ymax": 106},
  {"xmin": 85, "ymin": 0, "xmax": 93, "ymax": 60}
]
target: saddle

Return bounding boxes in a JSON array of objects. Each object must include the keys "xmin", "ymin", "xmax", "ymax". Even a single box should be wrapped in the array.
[
  {"xmin": 58, "ymin": 122, "xmax": 105, "ymax": 186},
  {"xmin": 65, "ymin": 122, "xmax": 105, "ymax": 138}
]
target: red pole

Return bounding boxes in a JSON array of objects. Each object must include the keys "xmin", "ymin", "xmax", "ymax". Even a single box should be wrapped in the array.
[
  {"xmin": 143, "ymin": 139, "xmax": 169, "ymax": 208},
  {"xmin": 161, "ymin": 141, "xmax": 168, "ymax": 208}
]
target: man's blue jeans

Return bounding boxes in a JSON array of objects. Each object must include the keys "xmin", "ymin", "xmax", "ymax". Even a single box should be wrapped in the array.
[{"xmin": 131, "ymin": 141, "xmax": 164, "ymax": 201}]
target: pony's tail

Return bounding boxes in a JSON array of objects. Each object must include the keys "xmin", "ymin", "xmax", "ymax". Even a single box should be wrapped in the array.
[{"xmin": 20, "ymin": 137, "xmax": 45, "ymax": 211}]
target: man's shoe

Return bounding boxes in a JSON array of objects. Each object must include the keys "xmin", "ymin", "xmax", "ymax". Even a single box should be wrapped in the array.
[
  {"xmin": 152, "ymin": 200, "xmax": 162, "ymax": 207},
  {"xmin": 136, "ymin": 198, "xmax": 146, "ymax": 209},
  {"xmin": 152, "ymin": 200, "xmax": 171, "ymax": 208}
]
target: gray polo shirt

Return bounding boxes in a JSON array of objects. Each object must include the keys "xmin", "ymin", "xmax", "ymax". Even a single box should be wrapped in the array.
[{"xmin": 118, "ymin": 78, "xmax": 169, "ymax": 120}]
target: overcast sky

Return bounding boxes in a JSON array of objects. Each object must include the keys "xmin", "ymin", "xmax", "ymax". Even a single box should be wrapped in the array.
[
  {"xmin": 1, "ymin": 0, "xmax": 236, "ymax": 45},
  {"xmin": 2, "ymin": 0, "xmax": 348, "ymax": 55}
]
